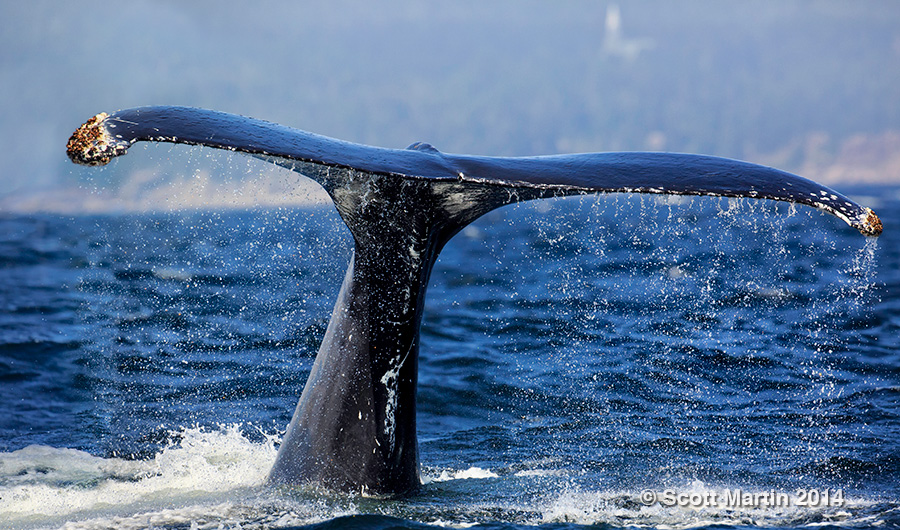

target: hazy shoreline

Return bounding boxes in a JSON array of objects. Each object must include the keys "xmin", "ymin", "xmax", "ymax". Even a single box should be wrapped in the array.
[{"xmin": 2, "ymin": 166, "xmax": 895, "ymax": 217}]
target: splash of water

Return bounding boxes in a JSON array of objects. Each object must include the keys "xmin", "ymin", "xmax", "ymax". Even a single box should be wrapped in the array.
[{"xmin": 0, "ymin": 424, "xmax": 277, "ymax": 529}]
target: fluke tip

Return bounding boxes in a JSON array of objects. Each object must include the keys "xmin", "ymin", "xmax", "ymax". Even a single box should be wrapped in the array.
[
  {"xmin": 66, "ymin": 112, "xmax": 127, "ymax": 166},
  {"xmin": 858, "ymin": 208, "xmax": 883, "ymax": 237}
]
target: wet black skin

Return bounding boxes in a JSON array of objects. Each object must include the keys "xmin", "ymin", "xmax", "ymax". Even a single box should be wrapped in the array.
[{"xmin": 67, "ymin": 106, "xmax": 881, "ymax": 495}]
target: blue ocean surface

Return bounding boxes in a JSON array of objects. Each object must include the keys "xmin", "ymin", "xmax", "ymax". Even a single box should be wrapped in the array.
[{"xmin": 1, "ymin": 185, "xmax": 898, "ymax": 529}]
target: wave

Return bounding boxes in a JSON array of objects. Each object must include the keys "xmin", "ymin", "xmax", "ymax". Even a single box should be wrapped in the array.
[
  {"xmin": 0, "ymin": 424, "xmax": 277, "ymax": 530},
  {"xmin": 1, "ymin": 428, "xmax": 897, "ymax": 530}
]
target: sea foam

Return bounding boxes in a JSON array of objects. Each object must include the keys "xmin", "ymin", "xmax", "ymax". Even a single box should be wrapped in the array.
[{"xmin": 0, "ymin": 424, "xmax": 277, "ymax": 529}]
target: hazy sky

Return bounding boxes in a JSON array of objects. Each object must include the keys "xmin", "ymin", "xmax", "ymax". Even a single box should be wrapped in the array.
[{"xmin": 2, "ymin": 1, "xmax": 898, "ymax": 208}]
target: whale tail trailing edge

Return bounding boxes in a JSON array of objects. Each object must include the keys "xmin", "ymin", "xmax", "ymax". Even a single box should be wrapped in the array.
[
  {"xmin": 67, "ymin": 106, "xmax": 882, "ymax": 495},
  {"xmin": 68, "ymin": 106, "xmax": 881, "ymax": 237}
]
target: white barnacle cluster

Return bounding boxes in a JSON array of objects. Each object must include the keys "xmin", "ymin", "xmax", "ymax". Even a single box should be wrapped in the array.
[{"xmin": 806, "ymin": 189, "xmax": 846, "ymax": 217}]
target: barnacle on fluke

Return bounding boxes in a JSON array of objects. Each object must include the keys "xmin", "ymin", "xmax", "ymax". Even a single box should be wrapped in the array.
[
  {"xmin": 862, "ymin": 208, "xmax": 883, "ymax": 237},
  {"xmin": 66, "ymin": 112, "xmax": 128, "ymax": 166}
]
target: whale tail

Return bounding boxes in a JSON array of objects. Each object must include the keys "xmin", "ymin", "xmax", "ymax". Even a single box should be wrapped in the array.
[{"xmin": 68, "ymin": 106, "xmax": 881, "ymax": 495}]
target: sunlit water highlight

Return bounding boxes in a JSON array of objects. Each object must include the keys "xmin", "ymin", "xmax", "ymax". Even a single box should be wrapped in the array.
[{"xmin": 1, "ymin": 180, "xmax": 898, "ymax": 530}]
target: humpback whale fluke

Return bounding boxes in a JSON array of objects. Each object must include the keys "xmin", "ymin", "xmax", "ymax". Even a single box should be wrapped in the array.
[{"xmin": 67, "ymin": 106, "xmax": 882, "ymax": 495}]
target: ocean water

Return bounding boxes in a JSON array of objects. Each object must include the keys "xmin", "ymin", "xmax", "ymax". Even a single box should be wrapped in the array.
[{"xmin": 1, "ymin": 184, "xmax": 898, "ymax": 529}]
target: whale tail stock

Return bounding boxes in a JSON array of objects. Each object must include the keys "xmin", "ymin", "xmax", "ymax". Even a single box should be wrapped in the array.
[{"xmin": 68, "ymin": 106, "xmax": 882, "ymax": 495}]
